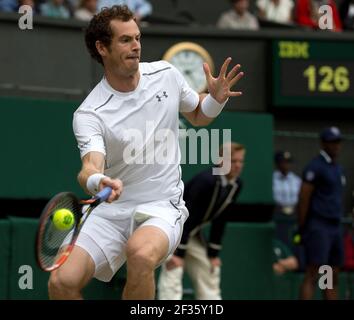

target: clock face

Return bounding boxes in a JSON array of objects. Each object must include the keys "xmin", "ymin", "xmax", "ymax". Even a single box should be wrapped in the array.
[{"xmin": 163, "ymin": 42, "xmax": 214, "ymax": 93}]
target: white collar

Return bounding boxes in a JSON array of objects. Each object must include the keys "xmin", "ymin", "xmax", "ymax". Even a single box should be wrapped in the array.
[
  {"xmin": 220, "ymin": 175, "xmax": 236, "ymax": 187},
  {"xmin": 275, "ymin": 170, "xmax": 291, "ymax": 179},
  {"xmin": 101, "ymin": 72, "xmax": 145, "ymax": 97},
  {"xmin": 320, "ymin": 150, "xmax": 332, "ymax": 164}
]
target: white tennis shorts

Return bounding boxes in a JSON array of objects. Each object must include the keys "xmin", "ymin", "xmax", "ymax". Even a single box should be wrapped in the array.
[{"xmin": 71, "ymin": 201, "xmax": 188, "ymax": 282}]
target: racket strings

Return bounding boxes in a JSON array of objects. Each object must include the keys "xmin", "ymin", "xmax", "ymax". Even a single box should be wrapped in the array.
[{"xmin": 38, "ymin": 195, "xmax": 82, "ymax": 270}]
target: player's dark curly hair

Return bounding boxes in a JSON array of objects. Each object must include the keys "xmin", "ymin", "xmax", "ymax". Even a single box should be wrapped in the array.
[{"xmin": 85, "ymin": 5, "xmax": 136, "ymax": 65}]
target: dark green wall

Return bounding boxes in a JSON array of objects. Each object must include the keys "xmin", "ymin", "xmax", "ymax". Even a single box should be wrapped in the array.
[
  {"xmin": 0, "ymin": 220, "xmax": 10, "ymax": 299},
  {"xmin": 1, "ymin": 97, "xmax": 84, "ymax": 199},
  {"xmin": 0, "ymin": 217, "xmax": 276, "ymax": 300},
  {"xmin": 2, "ymin": 217, "xmax": 352, "ymax": 300}
]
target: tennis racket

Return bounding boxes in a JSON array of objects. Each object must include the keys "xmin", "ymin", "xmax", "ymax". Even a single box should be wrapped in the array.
[{"xmin": 36, "ymin": 186, "xmax": 112, "ymax": 272}]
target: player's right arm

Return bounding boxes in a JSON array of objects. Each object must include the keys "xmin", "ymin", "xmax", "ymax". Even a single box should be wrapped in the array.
[
  {"xmin": 77, "ymin": 151, "xmax": 123, "ymax": 203},
  {"xmin": 73, "ymin": 111, "xmax": 122, "ymax": 203}
]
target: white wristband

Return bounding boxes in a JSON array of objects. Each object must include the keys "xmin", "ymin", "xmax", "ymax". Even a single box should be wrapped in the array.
[
  {"xmin": 86, "ymin": 173, "xmax": 106, "ymax": 195},
  {"xmin": 201, "ymin": 94, "xmax": 228, "ymax": 118}
]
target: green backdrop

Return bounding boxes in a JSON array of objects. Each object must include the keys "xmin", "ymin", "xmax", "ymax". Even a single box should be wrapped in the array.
[{"xmin": 1, "ymin": 217, "xmax": 352, "ymax": 300}]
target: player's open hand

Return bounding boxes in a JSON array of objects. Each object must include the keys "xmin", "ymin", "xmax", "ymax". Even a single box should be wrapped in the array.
[
  {"xmin": 203, "ymin": 57, "xmax": 244, "ymax": 104},
  {"xmin": 99, "ymin": 177, "xmax": 123, "ymax": 203}
]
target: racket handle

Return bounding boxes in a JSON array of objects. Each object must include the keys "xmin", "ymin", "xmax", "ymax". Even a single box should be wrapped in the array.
[{"xmin": 94, "ymin": 186, "xmax": 113, "ymax": 203}]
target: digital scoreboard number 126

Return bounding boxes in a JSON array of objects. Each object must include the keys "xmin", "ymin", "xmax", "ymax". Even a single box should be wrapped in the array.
[
  {"xmin": 303, "ymin": 65, "xmax": 350, "ymax": 93},
  {"xmin": 274, "ymin": 40, "xmax": 354, "ymax": 107}
]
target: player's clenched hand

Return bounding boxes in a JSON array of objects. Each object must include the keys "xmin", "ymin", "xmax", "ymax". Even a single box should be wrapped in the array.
[
  {"xmin": 203, "ymin": 57, "xmax": 244, "ymax": 104},
  {"xmin": 99, "ymin": 177, "xmax": 123, "ymax": 203},
  {"xmin": 166, "ymin": 255, "xmax": 184, "ymax": 270}
]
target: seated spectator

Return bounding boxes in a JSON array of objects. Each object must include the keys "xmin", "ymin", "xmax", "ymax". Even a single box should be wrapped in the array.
[
  {"xmin": 344, "ymin": 229, "xmax": 354, "ymax": 271},
  {"xmin": 256, "ymin": 0, "xmax": 294, "ymax": 24},
  {"xmin": 40, "ymin": 0, "xmax": 70, "ymax": 18},
  {"xmin": 97, "ymin": 0, "xmax": 152, "ymax": 23},
  {"xmin": 74, "ymin": 0, "xmax": 97, "ymax": 20},
  {"xmin": 18, "ymin": 0, "xmax": 38, "ymax": 13},
  {"xmin": 273, "ymin": 238, "xmax": 299, "ymax": 275},
  {"xmin": 340, "ymin": 0, "xmax": 354, "ymax": 30},
  {"xmin": 217, "ymin": 0, "xmax": 259, "ymax": 30},
  {"xmin": 294, "ymin": 0, "xmax": 342, "ymax": 31},
  {"xmin": 0, "ymin": 0, "xmax": 17, "ymax": 12}
]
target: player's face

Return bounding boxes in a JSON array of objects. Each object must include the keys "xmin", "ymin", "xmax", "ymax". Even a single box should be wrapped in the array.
[
  {"xmin": 226, "ymin": 149, "xmax": 245, "ymax": 179},
  {"xmin": 106, "ymin": 19, "xmax": 141, "ymax": 76}
]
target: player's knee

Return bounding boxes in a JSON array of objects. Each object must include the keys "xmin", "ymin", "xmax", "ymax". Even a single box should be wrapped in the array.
[
  {"xmin": 48, "ymin": 270, "xmax": 80, "ymax": 298},
  {"xmin": 126, "ymin": 244, "xmax": 157, "ymax": 272}
]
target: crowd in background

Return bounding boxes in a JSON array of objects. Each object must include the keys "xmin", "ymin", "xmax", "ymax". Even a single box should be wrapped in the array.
[{"xmin": 0, "ymin": 0, "xmax": 354, "ymax": 31}]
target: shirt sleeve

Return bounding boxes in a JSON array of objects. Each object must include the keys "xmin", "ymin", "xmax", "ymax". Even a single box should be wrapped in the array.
[
  {"xmin": 73, "ymin": 111, "xmax": 106, "ymax": 159},
  {"xmin": 302, "ymin": 163, "xmax": 317, "ymax": 184},
  {"xmin": 170, "ymin": 64, "xmax": 199, "ymax": 113}
]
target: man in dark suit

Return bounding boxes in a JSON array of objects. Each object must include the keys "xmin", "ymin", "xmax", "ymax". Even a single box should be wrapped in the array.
[{"xmin": 158, "ymin": 142, "xmax": 245, "ymax": 299}]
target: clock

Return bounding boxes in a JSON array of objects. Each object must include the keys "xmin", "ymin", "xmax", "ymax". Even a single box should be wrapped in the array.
[{"xmin": 163, "ymin": 42, "xmax": 214, "ymax": 93}]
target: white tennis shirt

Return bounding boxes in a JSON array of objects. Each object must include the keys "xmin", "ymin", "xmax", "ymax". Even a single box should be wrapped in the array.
[{"xmin": 73, "ymin": 61, "xmax": 199, "ymax": 219}]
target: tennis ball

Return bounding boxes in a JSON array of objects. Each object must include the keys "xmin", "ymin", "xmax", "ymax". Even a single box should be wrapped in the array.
[
  {"xmin": 53, "ymin": 209, "xmax": 74, "ymax": 231},
  {"xmin": 293, "ymin": 234, "xmax": 301, "ymax": 245}
]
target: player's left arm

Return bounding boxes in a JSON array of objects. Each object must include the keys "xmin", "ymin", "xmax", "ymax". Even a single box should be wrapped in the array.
[{"xmin": 182, "ymin": 57, "xmax": 244, "ymax": 127}]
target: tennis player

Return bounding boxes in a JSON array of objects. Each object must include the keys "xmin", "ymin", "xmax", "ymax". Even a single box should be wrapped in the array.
[{"xmin": 48, "ymin": 5, "xmax": 244, "ymax": 300}]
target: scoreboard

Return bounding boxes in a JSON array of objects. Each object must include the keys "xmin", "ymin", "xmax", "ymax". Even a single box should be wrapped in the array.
[{"xmin": 272, "ymin": 40, "xmax": 354, "ymax": 108}]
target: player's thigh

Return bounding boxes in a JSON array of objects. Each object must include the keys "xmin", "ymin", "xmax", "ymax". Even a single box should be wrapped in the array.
[
  {"xmin": 127, "ymin": 222, "xmax": 171, "ymax": 267},
  {"xmin": 50, "ymin": 245, "xmax": 95, "ymax": 289},
  {"xmin": 128, "ymin": 226, "xmax": 169, "ymax": 264}
]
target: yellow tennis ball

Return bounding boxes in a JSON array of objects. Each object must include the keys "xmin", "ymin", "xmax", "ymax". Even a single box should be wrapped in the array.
[
  {"xmin": 293, "ymin": 234, "xmax": 301, "ymax": 244},
  {"xmin": 53, "ymin": 209, "xmax": 74, "ymax": 231}
]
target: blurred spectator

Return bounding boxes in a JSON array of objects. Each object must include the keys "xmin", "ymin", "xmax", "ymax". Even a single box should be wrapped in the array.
[
  {"xmin": 256, "ymin": 0, "xmax": 294, "ymax": 24},
  {"xmin": 18, "ymin": 0, "xmax": 38, "ymax": 13},
  {"xmin": 344, "ymin": 228, "xmax": 354, "ymax": 271},
  {"xmin": 40, "ymin": 0, "xmax": 70, "ymax": 18},
  {"xmin": 97, "ymin": 0, "xmax": 152, "ymax": 22},
  {"xmin": 298, "ymin": 126, "xmax": 346, "ymax": 300},
  {"xmin": 0, "ymin": 0, "xmax": 17, "ymax": 12},
  {"xmin": 74, "ymin": 0, "xmax": 97, "ymax": 20},
  {"xmin": 273, "ymin": 151, "xmax": 301, "ymax": 247},
  {"xmin": 273, "ymin": 238, "xmax": 299, "ymax": 275},
  {"xmin": 295, "ymin": 0, "xmax": 342, "ymax": 31},
  {"xmin": 158, "ymin": 142, "xmax": 245, "ymax": 300},
  {"xmin": 340, "ymin": 0, "xmax": 354, "ymax": 30},
  {"xmin": 217, "ymin": 0, "xmax": 259, "ymax": 30}
]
